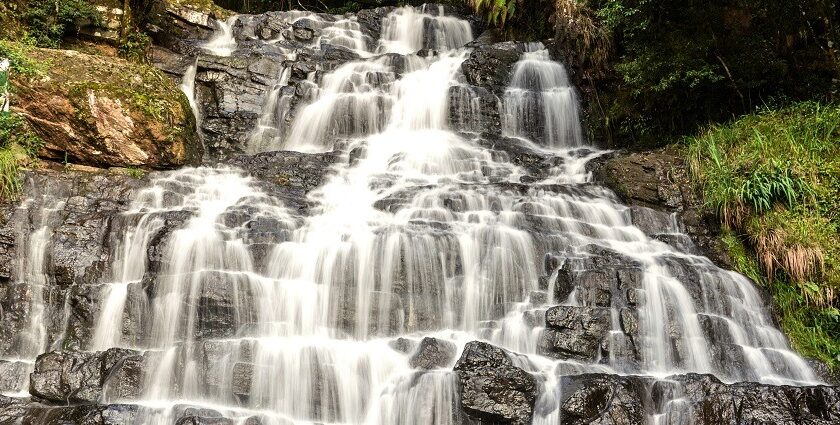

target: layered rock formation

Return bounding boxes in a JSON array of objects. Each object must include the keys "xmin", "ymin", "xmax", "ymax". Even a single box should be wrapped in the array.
[{"xmin": 0, "ymin": 3, "xmax": 838, "ymax": 425}]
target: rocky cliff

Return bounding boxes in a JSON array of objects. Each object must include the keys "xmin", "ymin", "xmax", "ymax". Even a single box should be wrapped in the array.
[{"xmin": 0, "ymin": 3, "xmax": 838, "ymax": 425}]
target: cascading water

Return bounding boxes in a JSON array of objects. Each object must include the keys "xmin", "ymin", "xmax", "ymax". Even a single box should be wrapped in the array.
[
  {"xmin": 2, "ymin": 4, "xmax": 829, "ymax": 424},
  {"xmin": 503, "ymin": 43, "xmax": 584, "ymax": 148}
]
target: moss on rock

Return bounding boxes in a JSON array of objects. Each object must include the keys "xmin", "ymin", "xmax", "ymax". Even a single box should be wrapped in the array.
[{"xmin": 9, "ymin": 42, "xmax": 202, "ymax": 169}]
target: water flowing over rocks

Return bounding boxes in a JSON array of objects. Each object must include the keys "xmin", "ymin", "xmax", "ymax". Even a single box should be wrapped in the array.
[{"xmin": 1, "ymin": 3, "xmax": 838, "ymax": 424}]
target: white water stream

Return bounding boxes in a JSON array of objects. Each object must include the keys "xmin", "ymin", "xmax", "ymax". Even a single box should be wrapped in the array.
[{"xmin": 1, "ymin": 5, "xmax": 820, "ymax": 424}]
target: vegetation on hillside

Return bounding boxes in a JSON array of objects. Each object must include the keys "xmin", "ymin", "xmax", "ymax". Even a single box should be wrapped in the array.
[
  {"xmin": 688, "ymin": 101, "xmax": 840, "ymax": 369},
  {"xmin": 0, "ymin": 0, "xmax": 101, "ymax": 48},
  {"xmin": 469, "ymin": 0, "xmax": 840, "ymax": 148},
  {"xmin": 0, "ymin": 41, "xmax": 45, "ymax": 200}
]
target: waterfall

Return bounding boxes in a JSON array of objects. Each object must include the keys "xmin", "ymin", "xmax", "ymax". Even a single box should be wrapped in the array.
[
  {"xmin": 204, "ymin": 16, "xmax": 239, "ymax": 57},
  {"xmin": 1, "ymin": 4, "xmax": 826, "ymax": 423},
  {"xmin": 503, "ymin": 43, "xmax": 584, "ymax": 148}
]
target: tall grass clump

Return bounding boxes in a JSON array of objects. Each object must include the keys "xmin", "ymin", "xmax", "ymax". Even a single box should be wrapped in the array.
[{"xmin": 688, "ymin": 101, "xmax": 840, "ymax": 368}]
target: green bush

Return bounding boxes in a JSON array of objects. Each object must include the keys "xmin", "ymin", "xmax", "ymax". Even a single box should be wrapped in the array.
[
  {"xmin": 586, "ymin": 0, "xmax": 838, "ymax": 147},
  {"xmin": 688, "ymin": 101, "xmax": 840, "ymax": 368},
  {"xmin": 0, "ymin": 40, "xmax": 45, "ymax": 75},
  {"xmin": 1, "ymin": 0, "xmax": 101, "ymax": 48},
  {"xmin": 0, "ymin": 113, "xmax": 43, "ymax": 157}
]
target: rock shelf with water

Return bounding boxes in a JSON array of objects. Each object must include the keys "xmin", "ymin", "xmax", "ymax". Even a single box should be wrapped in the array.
[{"xmin": 0, "ymin": 3, "xmax": 838, "ymax": 425}]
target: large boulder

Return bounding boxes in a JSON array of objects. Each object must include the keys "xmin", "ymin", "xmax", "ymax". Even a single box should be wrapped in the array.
[
  {"xmin": 454, "ymin": 341, "xmax": 537, "ymax": 425},
  {"xmin": 29, "ymin": 348, "xmax": 142, "ymax": 404},
  {"xmin": 12, "ymin": 46, "xmax": 202, "ymax": 169},
  {"xmin": 409, "ymin": 337, "xmax": 457, "ymax": 369},
  {"xmin": 460, "ymin": 41, "xmax": 525, "ymax": 96},
  {"xmin": 560, "ymin": 373, "xmax": 840, "ymax": 425}
]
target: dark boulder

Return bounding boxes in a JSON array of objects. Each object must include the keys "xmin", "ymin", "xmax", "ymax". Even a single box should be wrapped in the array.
[
  {"xmin": 409, "ymin": 337, "xmax": 457, "ymax": 369},
  {"xmin": 30, "ymin": 348, "xmax": 143, "ymax": 404},
  {"xmin": 560, "ymin": 374, "xmax": 647, "ymax": 424},
  {"xmin": 538, "ymin": 306, "xmax": 610, "ymax": 362},
  {"xmin": 454, "ymin": 341, "xmax": 537, "ymax": 425},
  {"xmin": 589, "ymin": 146, "xmax": 731, "ymax": 268},
  {"xmin": 460, "ymin": 42, "xmax": 525, "ymax": 96}
]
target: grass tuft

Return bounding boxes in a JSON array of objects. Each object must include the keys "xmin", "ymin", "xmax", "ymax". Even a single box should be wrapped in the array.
[{"xmin": 688, "ymin": 101, "xmax": 840, "ymax": 369}]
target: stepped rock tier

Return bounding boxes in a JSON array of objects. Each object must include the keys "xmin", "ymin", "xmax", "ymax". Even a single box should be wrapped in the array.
[{"xmin": 1, "ymin": 4, "xmax": 838, "ymax": 424}]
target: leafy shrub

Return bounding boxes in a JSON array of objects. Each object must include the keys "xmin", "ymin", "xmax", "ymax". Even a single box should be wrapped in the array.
[
  {"xmin": 689, "ymin": 101, "xmax": 840, "ymax": 368},
  {"xmin": 0, "ymin": 40, "xmax": 44, "ymax": 75},
  {"xmin": 0, "ymin": 113, "xmax": 43, "ymax": 156},
  {"xmin": 3, "ymin": 0, "xmax": 101, "ymax": 48},
  {"xmin": 118, "ymin": 32, "xmax": 151, "ymax": 62},
  {"xmin": 560, "ymin": 0, "xmax": 838, "ymax": 147}
]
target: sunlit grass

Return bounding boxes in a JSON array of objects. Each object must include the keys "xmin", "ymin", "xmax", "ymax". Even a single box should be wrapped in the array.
[{"xmin": 688, "ymin": 101, "xmax": 840, "ymax": 369}]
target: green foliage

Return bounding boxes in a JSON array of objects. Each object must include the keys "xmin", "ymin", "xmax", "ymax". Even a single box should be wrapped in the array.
[
  {"xmin": 118, "ymin": 32, "xmax": 151, "ymax": 63},
  {"xmin": 470, "ymin": 0, "xmax": 518, "ymax": 26},
  {"xmin": 326, "ymin": 1, "xmax": 361, "ymax": 14},
  {"xmin": 689, "ymin": 101, "xmax": 840, "ymax": 368},
  {"xmin": 0, "ymin": 148, "xmax": 21, "ymax": 200},
  {"xmin": 124, "ymin": 166, "xmax": 145, "ymax": 179},
  {"xmin": 15, "ymin": 0, "xmax": 101, "ymax": 48},
  {"xmin": 583, "ymin": 0, "xmax": 840, "ymax": 147},
  {"xmin": 0, "ymin": 40, "xmax": 45, "ymax": 75},
  {"xmin": 0, "ymin": 113, "xmax": 44, "ymax": 157},
  {"xmin": 689, "ymin": 102, "xmax": 840, "ymax": 225}
]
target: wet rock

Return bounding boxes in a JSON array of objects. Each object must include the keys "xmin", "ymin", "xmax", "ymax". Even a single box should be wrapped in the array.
[
  {"xmin": 388, "ymin": 337, "xmax": 417, "ymax": 354},
  {"xmin": 30, "ymin": 348, "xmax": 141, "ymax": 404},
  {"xmin": 0, "ymin": 395, "xmax": 28, "ymax": 422},
  {"xmin": 104, "ymin": 353, "xmax": 147, "ymax": 400},
  {"xmin": 292, "ymin": 18, "xmax": 319, "ymax": 41},
  {"xmin": 141, "ymin": 0, "xmax": 226, "ymax": 55},
  {"xmin": 227, "ymin": 150, "xmax": 341, "ymax": 212},
  {"xmin": 590, "ymin": 146, "xmax": 731, "ymax": 268},
  {"xmin": 174, "ymin": 405, "xmax": 234, "ymax": 425},
  {"xmin": 474, "ymin": 133, "xmax": 559, "ymax": 178},
  {"xmin": 409, "ymin": 337, "xmax": 457, "ymax": 369},
  {"xmin": 454, "ymin": 341, "xmax": 537, "ymax": 425},
  {"xmin": 460, "ymin": 42, "xmax": 524, "ymax": 96},
  {"xmin": 0, "ymin": 204, "xmax": 15, "ymax": 282},
  {"xmin": 448, "ymin": 85, "xmax": 500, "ymax": 132},
  {"xmin": 0, "ymin": 360, "xmax": 29, "ymax": 392},
  {"xmin": 539, "ymin": 306, "xmax": 611, "ymax": 361},
  {"xmin": 14, "ymin": 48, "xmax": 201, "ymax": 170},
  {"xmin": 557, "ymin": 373, "xmax": 840, "ymax": 424},
  {"xmin": 19, "ymin": 402, "xmax": 143, "ymax": 425},
  {"xmin": 652, "ymin": 373, "xmax": 840, "ymax": 424},
  {"xmin": 560, "ymin": 374, "xmax": 647, "ymax": 424},
  {"xmin": 232, "ymin": 362, "xmax": 253, "ymax": 403}
]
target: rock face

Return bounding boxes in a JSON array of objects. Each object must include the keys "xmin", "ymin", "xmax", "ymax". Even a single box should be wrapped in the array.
[
  {"xmin": 454, "ymin": 341, "xmax": 537, "ymax": 425},
  {"xmin": 560, "ymin": 373, "xmax": 840, "ymax": 425},
  {"xmin": 0, "ymin": 169, "xmax": 144, "ymax": 353},
  {"xmin": 13, "ymin": 48, "xmax": 202, "ymax": 169},
  {"xmin": 589, "ymin": 146, "xmax": 730, "ymax": 267},
  {"xmin": 409, "ymin": 337, "xmax": 457, "ymax": 369},
  {"xmin": 539, "ymin": 306, "xmax": 611, "ymax": 362},
  {"xmin": 30, "ymin": 348, "xmax": 142, "ymax": 404}
]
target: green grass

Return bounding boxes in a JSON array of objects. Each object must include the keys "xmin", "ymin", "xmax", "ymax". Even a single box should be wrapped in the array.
[
  {"xmin": 687, "ymin": 101, "xmax": 840, "ymax": 369},
  {"xmin": 0, "ymin": 40, "xmax": 46, "ymax": 75},
  {"xmin": 0, "ymin": 147, "xmax": 21, "ymax": 200}
]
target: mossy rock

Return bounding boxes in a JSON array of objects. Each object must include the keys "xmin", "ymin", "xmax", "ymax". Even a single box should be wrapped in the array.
[{"xmin": 9, "ymin": 43, "xmax": 202, "ymax": 169}]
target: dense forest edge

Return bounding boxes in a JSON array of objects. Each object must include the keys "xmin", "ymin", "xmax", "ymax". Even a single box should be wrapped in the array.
[{"xmin": 1, "ymin": 0, "xmax": 838, "ymax": 372}]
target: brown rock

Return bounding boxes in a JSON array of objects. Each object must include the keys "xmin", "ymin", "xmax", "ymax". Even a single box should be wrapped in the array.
[{"xmin": 12, "ymin": 47, "xmax": 202, "ymax": 169}]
